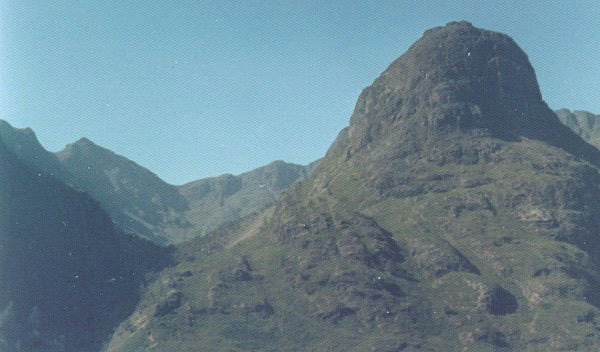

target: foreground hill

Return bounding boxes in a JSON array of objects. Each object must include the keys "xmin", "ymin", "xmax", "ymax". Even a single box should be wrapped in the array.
[
  {"xmin": 556, "ymin": 109, "xmax": 600, "ymax": 150},
  {"xmin": 106, "ymin": 22, "xmax": 600, "ymax": 352},
  {"xmin": 0, "ymin": 122, "xmax": 315, "ymax": 244},
  {"xmin": 0, "ymin": 138, "xmax": 169, "ymax": 351}
]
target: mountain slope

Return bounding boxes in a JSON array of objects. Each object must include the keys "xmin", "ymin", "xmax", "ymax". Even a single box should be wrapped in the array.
[
  {"xmin": 0, "ymin": 122, "xmax": 316, "ymax": 244},
  {"xmin": 556, "ymin": 109, "xmax": 600, "ymax": 149},
  {"xmin": 106, "ymin": 21, "xmax": 600, "ymax": 351},
  {"xmin": 56, "ymin": 138, "xmax": 190, "ymax": 244},
  {"xmin": 0, "ymin": 138, "xmax": 169, "ymax": 351}
]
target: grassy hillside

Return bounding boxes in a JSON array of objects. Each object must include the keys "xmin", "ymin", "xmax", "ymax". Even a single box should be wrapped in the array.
[{"xmin": 106, "ymin": 135, "xmax": 600, "ymax": 352}]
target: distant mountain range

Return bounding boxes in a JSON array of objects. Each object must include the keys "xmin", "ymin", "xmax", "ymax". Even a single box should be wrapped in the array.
[
  {"xmin": 0, "ymin": 121, "xmax": 317, "ymax": 244},
  {"xmin": 2, "ymin": 21, "xmax": 600, "ymax": 352},
  {"xmin": 556, "ymin": 108, "xmax": 600, "ymax": 149}
]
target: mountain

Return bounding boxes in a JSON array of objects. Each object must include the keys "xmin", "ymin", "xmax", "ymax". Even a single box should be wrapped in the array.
[
  {"xmin": 0, "ymin": 138, "xmax": 169, "ymax": 351},
  {"xmin": 0, "ymin": 123, "xmax": 186, "ymax": 244},
  {"xmin": 56, "ymin": 138, "xmax": 190, "ymax": 244},
  {"xmin": 0, "ymin": 121, "xmax": 66, "ymax": 183},
  {"xmin": 177, "ymin": 159, "xmax": 318, "ymax": 238},
  {"xmin": 105, "ymin": 21, "xmax": 600, "ymax": 351},
  {"xmin": 0, "ymin": 121, "xmax": 316, "ymax": 244},
  {"xmin": 556, "ymin": 109, "xmax": 600, "ymax": 149},
  {"xmin": 57, "ymin": 141, "xmax": 316, "ymax": 243}
]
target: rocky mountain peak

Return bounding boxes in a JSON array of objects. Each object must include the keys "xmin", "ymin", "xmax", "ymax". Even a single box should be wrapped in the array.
[
  {"xmin": 73, "ymin": 136, "xmax": 94, "ymax": 145},
  {"xmin": 58, "ymin": 136, "xmax": 107, "ymax": 159},
  {"xmin": 0, "ymin": 120, "xmax": 47, "ymax": 158},
  {"xmin": 327, "ymin": 22, "xmax": 600, "ymax": 168},
  {"xmin": 346, "ymin": 22, "xmax": 553, "ymax": 149},
  {"xmin": 0, "ymin": 120, "xmax": 64, "ymax": 176}
]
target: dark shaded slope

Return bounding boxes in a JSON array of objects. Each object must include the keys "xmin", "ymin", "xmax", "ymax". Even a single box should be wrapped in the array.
[{"xmin": 0, "ymin": 139, "xmax": 170, "ymax": 351}]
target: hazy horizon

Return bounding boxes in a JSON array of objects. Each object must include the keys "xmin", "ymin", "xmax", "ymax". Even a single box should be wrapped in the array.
[{"xmin": 2, "ymin": 0, "xmax": 599, "ymax": 184}]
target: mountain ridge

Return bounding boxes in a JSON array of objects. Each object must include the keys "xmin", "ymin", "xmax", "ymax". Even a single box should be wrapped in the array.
[
  {"xmin": 2, "ymin": 21, "xmax": 600, "ymax": 351},
  {"xmin": 0, "ymin": 120, "xmax": 317, "ymax": 244},
  {"xmin": 56, "ymin": 134, "xmax": 191, "ymax": 244}
]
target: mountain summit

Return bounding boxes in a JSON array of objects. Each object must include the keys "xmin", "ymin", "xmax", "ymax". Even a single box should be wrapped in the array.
[
  {"xmin": 350, "ymin": 21, "xmax": 543, "ymax": 138},
  {"xmin": 337, "ymin": 21, "xmax": 599, "ymax": 165}
]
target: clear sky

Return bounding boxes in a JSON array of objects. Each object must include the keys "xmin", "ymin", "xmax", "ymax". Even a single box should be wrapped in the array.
[{"xmin": 1, "ymin": 1, "xmax": 599, "ymax": 184}]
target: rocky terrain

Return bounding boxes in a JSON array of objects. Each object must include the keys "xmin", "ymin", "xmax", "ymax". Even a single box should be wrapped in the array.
[{"xmin": 104, "ymin": 22, "xmax": 600, "ymax": 351}]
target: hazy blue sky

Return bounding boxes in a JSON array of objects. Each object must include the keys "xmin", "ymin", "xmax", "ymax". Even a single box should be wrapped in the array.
[{"xmin": 1, "ymin": 0, "xmax": 599, "ymax": 184}]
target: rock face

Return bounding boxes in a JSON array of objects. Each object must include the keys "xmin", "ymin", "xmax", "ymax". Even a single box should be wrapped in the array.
[
  {"xmin": 556, "ymin": 108, "xmax": 600, "ymax": 149},
  {"xmin": 105, "ymin": 22, "xmax": 600, "ymax": 351},
  {"xmin": 0, "ymin": 139, "xmax": 169, "ymax": 351},
  {"xmin": 350, "ymin": 21, "xmax": 545, "ymax": 141},
  {"xmin": 334, "ymin": 21, "xmax": 599, "ymax": 164}
]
